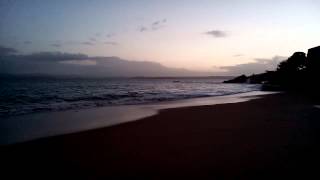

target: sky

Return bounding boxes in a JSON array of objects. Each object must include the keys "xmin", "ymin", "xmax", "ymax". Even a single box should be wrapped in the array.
[{"xmin": 1, "ymin": 0, "xmax": 320, "ymax": 73}]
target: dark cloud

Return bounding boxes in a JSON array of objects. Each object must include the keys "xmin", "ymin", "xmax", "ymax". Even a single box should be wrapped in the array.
[
  {"xmin": 0, "ymin": 51, "xmax": 210, "ymax": 77},
  {"xmin": 1, "ymin": 50, "xmax": 88, "ymax": 62},
  {"xmin": 139, "ymin": 18, "xmax": 167, "ymax": 32},
  {"xmin": 219, "ymin": 56, "xmax": 286, "ymax": 75},
  {"xmin": 152, "ymin": 20, "xmax": 161, "ymax": 26},
  {"xmin": 151, "ymin": 18, "xmax": 166, "ymax": 30},
  {"xmin": 0, "ymin": 45, "xmax": 18, "ymax": 56},
  {"xmin": 95, "ymin": 33, "xmax": 101, "ymax": 37},
  {"xmin": 152, "ymin": 18, "xmax": 167, "ymax": 26},
  {"xmin": 205, "ymin": 30, "xmax": 227, "ymax": 38},
  {"xmin": 20, "ymin": 52, "xmax": 89, "ymax": 62},
  {"xmin": 106, "ymin": 33, "xmax": 115, "ymax": 38},
  {"xmin": 104, "ymin": 41, "xmax": 118, "ymax": 46},
  {"xmin": 139, "ymin": 26, "xmax": 148, "ymax": 32}
]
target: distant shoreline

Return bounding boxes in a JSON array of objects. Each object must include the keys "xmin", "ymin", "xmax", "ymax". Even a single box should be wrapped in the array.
[{"xmin": 0, "ymin": 73, "xmax": 234, "ymax": 79}]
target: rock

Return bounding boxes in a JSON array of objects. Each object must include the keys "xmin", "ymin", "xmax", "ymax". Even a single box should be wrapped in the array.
[{"xmin": 223, "ymin": 75, "xmax": 248, "ymax": 83}]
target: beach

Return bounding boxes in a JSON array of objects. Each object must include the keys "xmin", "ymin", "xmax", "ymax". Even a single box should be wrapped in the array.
[
  {"xmin": 1, "ymin": 93, "xmax": 320, "ymax": 179},
  {"xmin": 2, "ymin": 1, "xmax": 319, "ymax": 179}
]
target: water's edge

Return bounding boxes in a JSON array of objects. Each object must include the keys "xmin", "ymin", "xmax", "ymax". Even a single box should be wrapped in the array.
[{"xmin": 0, "ymin": 91, "xmax": 279, "ymax": 145}]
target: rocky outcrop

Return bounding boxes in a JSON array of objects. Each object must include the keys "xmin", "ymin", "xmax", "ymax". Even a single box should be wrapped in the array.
[
  {"xmin": 223, "ymin": 75, "xmax": 248, "ymax": 83},
  {"xmin": 224, "ymin": 71, "xmax": 276, "ymax": 84},
  {"xmin": 224, "ymin": 46, "xmax": 320, "ymax": 94}
]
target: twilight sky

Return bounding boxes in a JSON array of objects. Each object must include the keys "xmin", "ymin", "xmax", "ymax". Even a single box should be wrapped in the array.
[{"xmin": 1, "ymin": 0, "xmax": 319, "ymax": 72}]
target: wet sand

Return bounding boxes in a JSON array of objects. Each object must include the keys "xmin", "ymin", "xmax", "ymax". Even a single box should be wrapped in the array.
[
  {"xmin": 1, "ymin": 93, "xmax": 320, "ymax": 179},
  {"xmin": 0, "ymin": 91, "xmax": 274, "ymax": 145}
]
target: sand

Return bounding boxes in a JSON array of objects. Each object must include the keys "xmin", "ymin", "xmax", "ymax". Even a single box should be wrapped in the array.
[
  {"xmin": 0, "ymin": 91, "xmax": 273, "ymax": 145},
  {"xmin": 1, "ymin": 93, "xmax": 320, "ymax": 179}
]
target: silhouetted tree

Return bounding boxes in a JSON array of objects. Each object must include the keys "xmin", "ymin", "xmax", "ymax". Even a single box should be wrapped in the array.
[
  {"xmin": 275, "ymin": 52, "xmax": 307, "ymax": 88},
  {"xmin": 306, "ymin": 46, "xmax": 320, "ymax": 97},
  {"xmin": 277, "ymin": 52, "xmax": 306, "ymax": 73},
  {"xmin": 307, "ymin": 46, "xmax": 320, "ymax": 77}
]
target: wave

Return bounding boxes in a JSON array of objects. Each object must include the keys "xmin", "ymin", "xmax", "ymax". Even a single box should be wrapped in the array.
[{"xmin": 0, "ymin": 77, "xmax": 261, "ymax": 117}]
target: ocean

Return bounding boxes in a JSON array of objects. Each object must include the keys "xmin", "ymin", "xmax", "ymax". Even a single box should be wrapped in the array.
[{"xmin": 0, "ymin": 76, "xmax": 261, "ymax": 117}]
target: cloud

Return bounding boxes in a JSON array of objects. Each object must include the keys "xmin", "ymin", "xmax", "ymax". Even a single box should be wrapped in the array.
[
  {"xmin": 52, "ymin": 40, "xmax": 96, "ymax": 46},
  {"xmin": 139, "ymin": 18, "xmax": 167, "ymax": 32},
  {"xmin": 106, "ymin": 33, "xmax": 115, "ymax": 38},
  {"xmin": 204, "ymin": 30, "xmax": 227, "ymax": 38},
  {"xmin": 139, "ymin": 26, "xmax": 148, "ymax": 32},
  {"xmin": 61, "ymin": 60, "xmax": 97, "ymax": 66},
  {"xmin": 152, "ymin": 19, "xmax": 166, "ymax": 26},
  {"xmin": 219, "ymin": 56, "xmax": 286, "ymax": 75},
  {"xmin": 19, "ymin": 52, "xmax": 89, "ymax": 62},
  {"xmin": 0, "ymin": 45, "xmax": 18, "ymax": 56},
  {"xmin": 104, "ymin": 41, "xmax": 118, "ymax": 46},
  {"xmin": 0, "ymin": 51, "xmax": 210, "ymax": 77},
  {"xmin": 1, "ymin": 49, "xmax": 89, "ymax": 63},
  {"xmin": 151, "ymin": 18, "xmax": 166, "ymax": 30},
  {"xmin": 152, "ymin": 21, "xmax": 160, "ymax": 26}
]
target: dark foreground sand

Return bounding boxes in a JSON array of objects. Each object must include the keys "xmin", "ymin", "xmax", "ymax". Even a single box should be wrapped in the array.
[{"xmin": 1, "ymin": 93, "xmax": 320, "ymax": 179}]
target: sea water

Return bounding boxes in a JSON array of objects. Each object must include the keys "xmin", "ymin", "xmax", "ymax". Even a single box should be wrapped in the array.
[{"xmin": 0, "ymin": 75, "xmax": 261, "ymax": 117}]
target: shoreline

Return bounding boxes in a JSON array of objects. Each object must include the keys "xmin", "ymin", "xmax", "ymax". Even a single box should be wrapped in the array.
[
  {"xmin": 2, "ymin": 92, "xmax": 320, "ymax": 179},
  {"xmin": 0, "ymin": 91, "xmax": 276, "ymax": 145}
]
